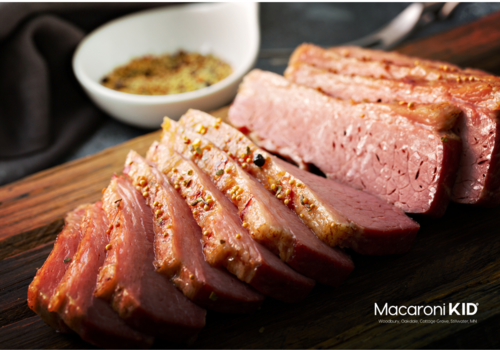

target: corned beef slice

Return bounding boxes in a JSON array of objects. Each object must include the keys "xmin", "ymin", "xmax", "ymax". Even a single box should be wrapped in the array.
[
  {"xmin": 178, "ymin": 109, "xmax": 420, "ymax": 255},
  {"xmin": 229, "ymin": 70, "xmax": 462, "ymax": 217},
  {"xmin": 147, "ymin": 142, "xmax": 315, "ymax": 302},
  {"xmin": 27, "ymin": 205, "xmax": 87, "ymax": 333},
  {"xmin": 123, "ymin": 151, "xmax": 265, "ymax": 313},
  {"xmin": 275, "ymin": 157, "xmax": 419, "ymax": 255},
  {"xmin": 289, "ymin": 44, "xmax": 491, "ymax": 82},
  {"xmin": 287, "ymin": 44, "xmax": 500, "ymax": 206},
  {"xmin": 162, "ymin": 118, "xmax": 354, "ymax": 286},
  {"xmin": 325, "ymin": 45, "xmax": 490, "ymax": 78},
  {"xmin": 48, "ymin": 202, "xmax": 153, "ymax": 349},
  {"xmin": 94, "ymin": 177, "xmax": 206, "ymax": 343}
]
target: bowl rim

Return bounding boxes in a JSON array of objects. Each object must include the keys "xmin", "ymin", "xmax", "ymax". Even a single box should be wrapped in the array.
[{"xmin": 72, "ymin": 2, "xmax": 260, "ymax": 105}]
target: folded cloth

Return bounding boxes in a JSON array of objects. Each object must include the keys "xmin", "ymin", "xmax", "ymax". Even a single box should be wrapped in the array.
[{"xmin": 0, "ymin": 3, "xmax": 162, "ymax": 186}]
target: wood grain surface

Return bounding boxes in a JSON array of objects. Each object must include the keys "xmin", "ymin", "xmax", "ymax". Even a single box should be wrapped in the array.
[{"xmin": 2, "ymin": 11, "xmax": 500, "ymax": 349}]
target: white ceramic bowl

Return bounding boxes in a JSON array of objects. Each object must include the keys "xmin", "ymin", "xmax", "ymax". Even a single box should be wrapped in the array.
[{"xmin": 73, "ymin": 3, "xmax": 260, "ymax": 128}]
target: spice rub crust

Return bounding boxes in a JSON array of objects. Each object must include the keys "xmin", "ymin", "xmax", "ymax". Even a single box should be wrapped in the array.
[
  {"xmin": 162, "ymin": 118, "xmax": 354, "ymax": 286},
  {"xmin": 123, "ymin": 151, "xmax": 265, "ymax": 314},
  {"xmin": 147, "ymin": 141, "xmax": 315, "ymax": 302},
  {"xmin": 179, "ymin": 109, "xmax": 420, "ymax": 255}
]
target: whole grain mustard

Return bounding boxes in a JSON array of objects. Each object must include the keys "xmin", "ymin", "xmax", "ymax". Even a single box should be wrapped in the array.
[{"xmin": 101, "ymin": 51, "xmax": 232, "ymax": 96}]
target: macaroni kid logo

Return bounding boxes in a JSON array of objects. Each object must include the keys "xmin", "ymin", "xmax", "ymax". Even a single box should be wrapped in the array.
[{"xmin": 374, "ymin": 303, "xmax": 478, "ymax": 316}]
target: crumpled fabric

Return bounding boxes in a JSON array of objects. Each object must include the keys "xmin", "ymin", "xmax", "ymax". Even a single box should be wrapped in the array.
[{"xmin": 0, "ymin": 3, "xmax": 162, "ymax": 185}]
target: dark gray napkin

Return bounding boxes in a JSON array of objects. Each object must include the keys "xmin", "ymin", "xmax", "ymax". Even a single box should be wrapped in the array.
[{"xmin": 0, "ymin": 3, "xmax": 163, "ymax": 186}]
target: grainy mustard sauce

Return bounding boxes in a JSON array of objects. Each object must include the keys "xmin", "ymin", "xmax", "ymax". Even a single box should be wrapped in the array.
[{"xmin": 101, "ymin": 51, "xmax": 232, "ymax": 96}]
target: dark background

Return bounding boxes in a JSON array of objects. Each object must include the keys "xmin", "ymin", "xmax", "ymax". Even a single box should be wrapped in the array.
[{"xmin": 4, "ymin": 2, "xmax": 500, "ymax": 182}]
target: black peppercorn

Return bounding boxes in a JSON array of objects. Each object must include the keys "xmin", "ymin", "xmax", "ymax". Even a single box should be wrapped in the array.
[{"xmin": 253, "ymin": 154, "xmax": 265, "ymax": 167}]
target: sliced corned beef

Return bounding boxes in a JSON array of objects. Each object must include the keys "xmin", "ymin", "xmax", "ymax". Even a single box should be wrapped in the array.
[
  {"xmin": 123, "ymin": 151, "xmax": 265, "ymax": 313},
  {"xmin": 290, "ymin": 44, "xmax": 490, "ymax": 81},
  {"xmin": 287, "ymin": 44, "xmax": 500, "ymax": 207},
  {"xmin": 147, "ymin": 142, "xmax": 316, "ymax": 302},
  {"xmin": 48, "ymin": 202, "xmax": 153, "ymax": 349},
  {"xmin": 27, "ymin": 204, "xmax": 87, "ymax": 333},
  {"xmin": 162, "ymin": 118, "xmax": 354, "ymax": 286},
  {"xmin": 178, "ymin": 109, "xmax": 420, "ymax": 255},
  {"xmin": 228, "ymin": 70, "xmax": 462, "ymax": 217},
  {"xmin": 94, "ymin": 177, "xmax": 206, "ymax": 343}
]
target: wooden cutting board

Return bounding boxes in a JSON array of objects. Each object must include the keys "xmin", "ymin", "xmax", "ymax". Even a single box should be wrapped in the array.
[{"xmin": 2, "ymin": 11, "xmax": 500, "ymax": 349}]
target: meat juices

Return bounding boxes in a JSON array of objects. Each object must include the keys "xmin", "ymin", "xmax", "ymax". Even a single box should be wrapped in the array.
[
  {"xmin": 48, "ymin": 202, "xmax": 153, "ymax": 349},
  {"xmin": 123, "ymin": 151, "xmax": 265, "ymax": 313},
  {"xmin": 148, "ymin": 142, "xmax": 316, "ymax": 302},
  {"xmin": 178, "ymin": 109, "xmax": 420, "ymax": 255},
  {"xmin": 229, "ymin": 70, "xmax": 463, "ymax": 217},
  {"xmin": 27, "ymin": 205, "xmax": 88, "ymax": 333},
  {"xmin": 162, "ymin": 118, "xmax": 354, "ymax": 285},
  {"xmin": 94, "ymin": 177, "xmax": 206, "ymax": 343},
  {"xmin": 287, "ymin": 44, "xmax": 500, "ymax": 207}
]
